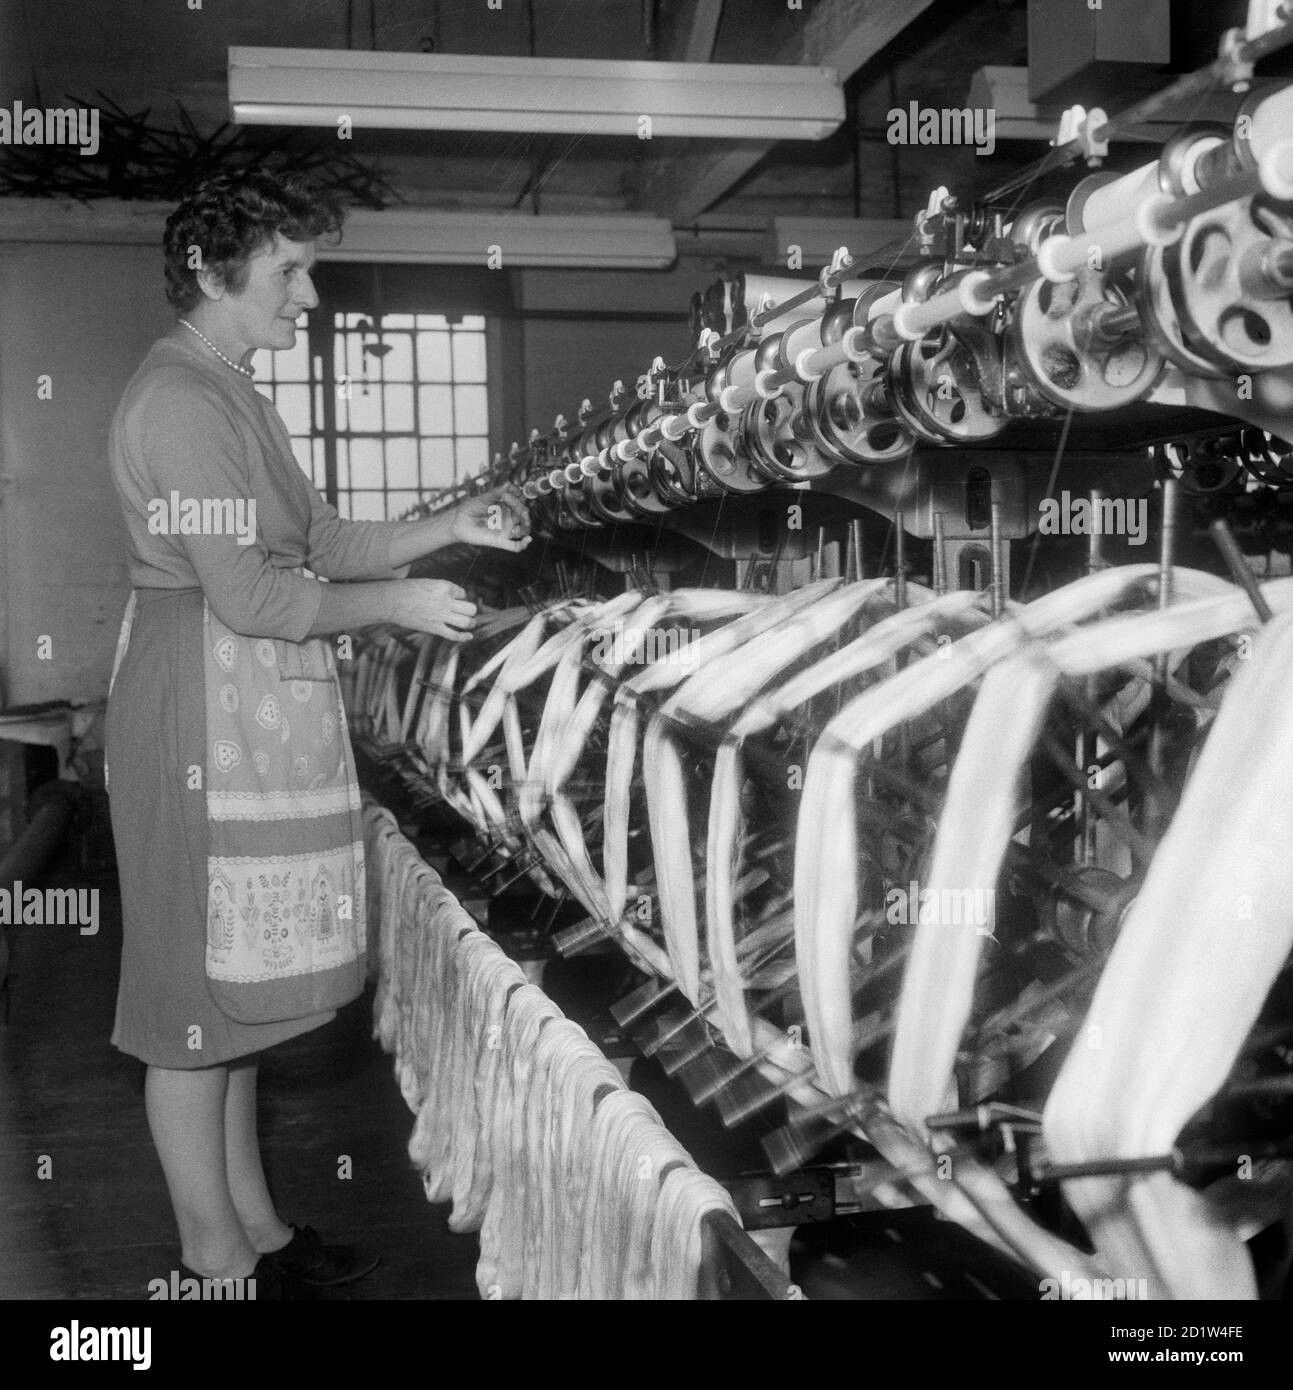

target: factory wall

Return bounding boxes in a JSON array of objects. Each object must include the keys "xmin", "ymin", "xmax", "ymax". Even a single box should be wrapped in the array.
[
  {"xmin": 0, "ymin": 232, "xmax": 721, "ymax": 708},
  {"xmin": 519, "ymin": 317, "xmax": 686, "ymax": 440},
  {"xmin": 0, "ymin": 241, "xmax": 165, "ymax": 708},
  {"xmin": 514, "ymin": 257, "xmax": 715, "ymax": 441}
]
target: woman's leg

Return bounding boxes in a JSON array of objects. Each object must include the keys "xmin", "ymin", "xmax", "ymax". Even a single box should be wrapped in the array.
[
  {"xmin": 224, "ymin": 1058, "xmax": 294, "ymax": 1254},
  {"xmin": 144, "ymin": 1064, "xmax": 258, "ymax": 1278}
]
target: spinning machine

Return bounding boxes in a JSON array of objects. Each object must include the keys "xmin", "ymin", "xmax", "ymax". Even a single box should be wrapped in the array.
[{"xmin": 346, "ymin": 58, "xmax": 1293, "ymax": 1299}]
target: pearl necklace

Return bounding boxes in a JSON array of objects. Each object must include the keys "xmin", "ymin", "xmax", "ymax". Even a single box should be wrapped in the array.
[{"xmin": 177, "ymin": 319, "xmax": 255, "ymax": 378}]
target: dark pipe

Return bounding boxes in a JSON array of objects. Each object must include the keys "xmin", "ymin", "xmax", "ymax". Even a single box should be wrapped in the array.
[
  {"xmin": 0, "ymin": 779, "xmax": 80, "ymax": 885},
  {"xmin": 0, "ymin": 779, "xmax": 81, "ymax": 1003}
]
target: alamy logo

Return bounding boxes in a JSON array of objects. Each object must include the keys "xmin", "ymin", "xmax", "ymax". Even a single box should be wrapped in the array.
[
  {"xmin": 1037, "ymin": 491, "xmax": 1147, "ymax": 547},
  {"xmin": 0, "ymin": 881, "xmax": 99, "ymax": 935},
  {"xmin": 589, "ymin": 621, "xmax": 702, "ymax": 669},
  {"xmin": 0, "ymin": 102, "xmax": 99, "ymax": 156},
  {"xmin": 1039, "ymin": 1271, "xmax": 1150, "ymax": 1300},
  {"xmin": 885, "ymin": 881, "xmax": 995, "ymax": 935},
  {"xmin": 886, "ymin": 102, "xmax": 996, "ymax": 156},
  {"xmin": 148, "ymin": 1269, "xmax": 257, "ymax": 1300},
  {"xmin": 49, "ymin": 1323, "xmax": 151, "ymax": 1370},
  {"xmin": 147, "ymin": 492, "xmax": 258, "ymax": 546}
]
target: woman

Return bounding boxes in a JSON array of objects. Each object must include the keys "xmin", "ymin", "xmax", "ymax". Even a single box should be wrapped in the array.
[{"xmin": 105, "ymin": 169, "xmax": 530, "ymax": 1299}]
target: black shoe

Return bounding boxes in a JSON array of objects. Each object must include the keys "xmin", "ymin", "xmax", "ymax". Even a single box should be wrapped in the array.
[
  {"xmin": 270, "ymin": 1224, "xmax": 379, "ymax": 1288},
  {"xmin": 250, "ymin": 1253, "xmax": 319, "ymax": 1301}
]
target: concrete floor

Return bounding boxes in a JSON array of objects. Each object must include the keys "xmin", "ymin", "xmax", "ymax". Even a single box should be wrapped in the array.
[
  {"xmin": 0, "ymin": 787, "xmax": 1045, "ymax": 1305},
  {"xmin": 0, "ymin": 850, "xmax": 479, "ymax": 1301}
]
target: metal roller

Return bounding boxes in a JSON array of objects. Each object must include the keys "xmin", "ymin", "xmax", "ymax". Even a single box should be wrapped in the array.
[
  {"xmin": 365, "ymin": 62, "xmax": 1293, "ymax": 1303},
  {"xmin": 1010, "ymin": 267, "xmax": 1164, "ymax": 412}
]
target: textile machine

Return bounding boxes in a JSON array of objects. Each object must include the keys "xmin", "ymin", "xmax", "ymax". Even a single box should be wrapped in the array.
[{"xmin": 345, "ymin": 55, "xmax": 1293, "ymax": 1299}]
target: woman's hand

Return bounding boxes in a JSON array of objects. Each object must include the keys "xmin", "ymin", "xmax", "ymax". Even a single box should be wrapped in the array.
[
  {"xmin": 392, "ymin": 579, "xmax": 478, "ymax": 642},
  {"xmin": 448, "ymin": 485, "xmax": 532, "ymax": 552}
]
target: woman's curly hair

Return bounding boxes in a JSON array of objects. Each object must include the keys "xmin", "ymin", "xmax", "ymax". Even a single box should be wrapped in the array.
[{"xmin": 163, "ymin": 169, "xmax": 344, "ymax": 312}]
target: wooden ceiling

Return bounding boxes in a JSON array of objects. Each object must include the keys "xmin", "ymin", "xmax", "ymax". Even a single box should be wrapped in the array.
[{"xmin": 0, "ymin": 0, "xmax": 1254, "ymax": 229}]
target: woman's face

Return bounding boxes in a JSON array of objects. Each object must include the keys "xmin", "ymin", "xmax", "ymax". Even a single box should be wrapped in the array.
[{"xmin": 213, "ymin": 232, "xmax": 320, "ymax": 355}]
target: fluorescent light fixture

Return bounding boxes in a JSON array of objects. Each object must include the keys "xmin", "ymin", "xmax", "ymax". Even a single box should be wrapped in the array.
[
  {"xmin": 767, "ymin": 218, "xmax": 914, "ymax": 270},
  {"xmin": 317, "ymin": 208, "xmax": 676, "ymax": 269},
  {"xmin": 229, "ymin": 47, "xmax": 843, "ymax": 140}
]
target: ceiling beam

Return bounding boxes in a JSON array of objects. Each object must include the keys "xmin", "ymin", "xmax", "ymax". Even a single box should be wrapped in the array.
[{"xmin": 642, "ymin": 0, "xmax": 938, "ymax": 225}]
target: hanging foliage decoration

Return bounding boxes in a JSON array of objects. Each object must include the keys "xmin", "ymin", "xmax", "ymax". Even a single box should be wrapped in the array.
[{"xmin": 0, "ymin": 91, "xmax": 401, "ymax": 208}]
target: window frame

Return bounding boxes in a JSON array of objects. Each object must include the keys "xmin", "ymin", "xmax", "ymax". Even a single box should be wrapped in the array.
[{"xmin": 257, "ymin": 261, "xmax": 524, "ymax": 519}]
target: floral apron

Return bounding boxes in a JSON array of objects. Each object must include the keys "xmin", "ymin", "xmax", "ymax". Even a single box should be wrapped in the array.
[{"xmin": 109, "ymin": 587, "xmax": 366, "ymax": 1024}]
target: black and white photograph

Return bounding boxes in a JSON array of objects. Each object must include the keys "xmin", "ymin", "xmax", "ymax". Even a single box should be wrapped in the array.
[{"xmin": 0, "ymin": 0, "xmax": 1290, "ymax": 1354}]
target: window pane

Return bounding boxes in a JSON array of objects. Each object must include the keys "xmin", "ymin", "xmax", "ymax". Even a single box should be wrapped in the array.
[
  {"xmin": 420, "ymin": 437, "xmax": 455, "ymax": 491},
  {"xmin": 457, "ymin": 437, "xmax": 489, "ymax": 475},
  {"xmin": 386, "ymin": 437, "xmax": 418, "ymax": 490},
  {"xmin": 340, "ymin": 331, "xmax": 365, "ymax": 383},
  {"xmin": 273, "ymin": 331, "xmax": 310, "ymax": 380},
  {"xmin": 273, "ymin": 384, "xmax": 311, "ymax": 436},
  {"xmin": 452, "ymin": 330, "xmax": 487, "ymax": 382},
  {"xmin": 349, "ymin": 438, "xmax": 384, "ymax": 489},
  {"xmin": 383, "ymin": 383, "xmax": 414, "ymax": 433},
  {"xmin": 453, "ymin": 385, "xmax": 488, "ymax": 435},
  {"xmin": 349, "ymin": 491, "xmax": 387, "ymax": 521},
  {"xmin": 417, "ymin": 330, "xmax": 452, "ymax": 380},
  {"xmin": 419, "ymin": 384, "xmax": 453, "ymax": 433},
  {"xmin": 346, "ymin": 383, "xmax": 383, "ymax": 432},
  {"xmin": 376, "ymin": 333, "xmax": 414, "ymax": 380},
  {"xmin": 311, "ymin": 314, "xmax": 492, "ymax": 518}
]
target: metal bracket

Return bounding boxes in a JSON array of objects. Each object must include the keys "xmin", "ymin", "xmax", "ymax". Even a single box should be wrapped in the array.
[
  {"xmin": 723, "ymin": 1168, "xmax": 835, "ymax": 1231},
  {"xmin": 819, "ymin": 246, "xmax": 851, "ymax": 299},
  {"xmin": 1219, "ymin": 26, "xmax": 1256, "ymax": 93},
  {"xmin": 1054, "ymin": 105, "xmax": 1108, "ymax": 166},
  {"xmin": 915, "ymin": 185, "xmax": 949, "ymax": 253}
]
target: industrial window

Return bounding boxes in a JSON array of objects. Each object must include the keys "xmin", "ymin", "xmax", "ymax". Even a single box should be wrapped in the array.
[
  {"xmin": 255, "ymin": 319, "xmax": 325, "ymax": 493},
  {"xmin": 256, "ymin": 311, "xmax": 491, "ymax": 520}
]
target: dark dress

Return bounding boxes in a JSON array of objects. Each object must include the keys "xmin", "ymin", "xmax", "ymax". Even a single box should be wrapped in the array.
[{"xmin": 105, "ymin": 328, "xmax": 405, "ymax": 1068}]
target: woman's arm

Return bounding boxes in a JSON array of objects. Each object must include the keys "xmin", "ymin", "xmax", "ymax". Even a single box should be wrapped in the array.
[
  {"xmin": 307, "ymin": 575, "xmax": 476, "ymax": 642},
  {"xmin": 386, "ymin": 484, "xmax": 533, "ymax": 567},
  {"xmin": 129, "ymin": 378, "xmax": 335, "ymax": 641},
  {"xmin": 127, "ymin": 375, "xmax": 476, "ymax": 643},
  {"xmin": 303, "ymin": 481, "xmax": 532, "ymax": 638},
  {"xmin": 304, "ymin": 483, "xmax": 532, "ymax": 577}
]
